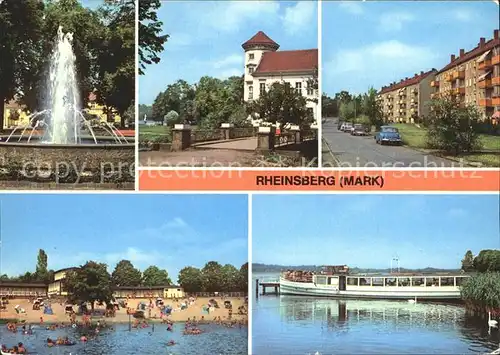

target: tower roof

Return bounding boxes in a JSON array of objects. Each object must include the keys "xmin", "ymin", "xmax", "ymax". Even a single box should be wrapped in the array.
[{"xmin": 242, "ymin": 31, "xmax": 279, "ymax": 51}]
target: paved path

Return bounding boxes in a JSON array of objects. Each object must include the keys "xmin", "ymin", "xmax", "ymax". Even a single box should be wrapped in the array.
[
  {"xmin": 322, "ymin": 118, "xmax": 456, "ymax": 168},
  {"xmin": 195, "ymin": 137, "xmax": 257, "ymax": 151},
  {"xmin": 140, "ymin": 149, "xmax": 256, "ymax": 167}
]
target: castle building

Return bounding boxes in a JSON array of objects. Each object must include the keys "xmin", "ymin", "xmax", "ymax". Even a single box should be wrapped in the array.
[{"xmin": 242, "ymin": 31, "xmax": 318, "ymax": 127}]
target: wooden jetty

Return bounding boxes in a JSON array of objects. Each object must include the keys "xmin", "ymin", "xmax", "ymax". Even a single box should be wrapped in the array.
[{"xmin": 255, "ymin": 278, "xmax": 280, "ymax": 298}]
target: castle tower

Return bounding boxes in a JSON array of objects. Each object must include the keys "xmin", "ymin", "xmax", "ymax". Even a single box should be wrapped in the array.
[{"xmin": 242, "ymin": 31, "xmax": 279, "ymax": 101}]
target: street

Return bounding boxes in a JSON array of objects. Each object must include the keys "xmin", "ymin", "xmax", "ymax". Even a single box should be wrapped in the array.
[{"xmin": 322, "ymin": 118, "xmax": 456, "ymax": 167}]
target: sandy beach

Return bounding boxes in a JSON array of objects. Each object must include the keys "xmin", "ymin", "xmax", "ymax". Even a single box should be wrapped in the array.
[{"xmin": 0, "ymin": 296, "xmax": 248, "ymax": 324}]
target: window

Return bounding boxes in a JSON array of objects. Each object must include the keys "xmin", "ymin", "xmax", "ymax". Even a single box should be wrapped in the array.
[
  {"xmin": 347, "ymin": 277, "xmax": 358, "ymax": 286},
  {"xmin": 260, "ymin": 83, "xmax": 266, "ymax": 95},
  {"xmin": 295, "ymin": 82, "xmax": 302, "ymax": 95},
  {"xmin": 248, "ymin": 86, "xmax": 253, "ymax": 100},
  {"xmin": 307, "ymin": 81, "xmax": 314, "ymax": 96},
  {"xmin": 249, "ymin": 53, "xmax": 254, "ymax": 60},
  {"xmin": 249, "ymin": 67, "xmax": 254, "ymax": 74}
]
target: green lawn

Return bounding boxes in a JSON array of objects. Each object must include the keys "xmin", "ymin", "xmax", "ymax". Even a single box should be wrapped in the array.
[
  {"xmin": 392, "ymin": 123, "xmax": 500, "ymax": 167},
  {"xmin": 139, "ymin": 124, "xmax": 171, "ymax": 143}
]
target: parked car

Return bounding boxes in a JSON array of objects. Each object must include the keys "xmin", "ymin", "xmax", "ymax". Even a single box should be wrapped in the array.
[
  {"xmin": 375, "ymin": 126, "xmax": 402, "ymax": 145},
  {"xmin": 342, "ymin": 122, "xmax": 353, "ymax": 132},
  {"xmin": 337, "ymin": 120, "xmax": 344, "ymax": 130},
  {"xmin": 351, "ymin": 124, "xmax": 367, "ymax": 136}
]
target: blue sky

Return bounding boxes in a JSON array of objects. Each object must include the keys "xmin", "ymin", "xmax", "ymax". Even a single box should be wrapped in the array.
[
  {"xmin": 0, "ymin": 194, "xmax": 248, "ymax": 282},
  {"xmin": 322, "ymin": 1, "xmax": 499, "ymax": 95},
  {"xmin": 253, "ymin": 195, "xmax": 500, "ymax": 269},
  {"xmin": 139, "ymin": 1, "xmax": 318, "ymax": 105}
]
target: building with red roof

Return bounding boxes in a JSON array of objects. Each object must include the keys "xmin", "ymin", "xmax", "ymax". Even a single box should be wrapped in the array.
[
  {"xmin": 430, "ymin": 29, "xmax": 500, "ymax": 120},
  {"xmin": 377, "ymin": 69, "xmax": 437, "ymax": 123},
  {"xmin": 242, "ymin": 31, "xmax": 318, "ymax": 125},
  {"xmin": 377, "ymin": 29, "xmax": 500, "ymax": 123}
]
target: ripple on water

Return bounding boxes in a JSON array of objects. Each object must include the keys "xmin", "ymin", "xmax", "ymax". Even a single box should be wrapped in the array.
[
  {"xmin": 0, "ymin": 323, "xmax": 247, "ymax": 355},
  {"xmin": 253, "ymin": 296, "xmax": 500, "ymax": 355}
]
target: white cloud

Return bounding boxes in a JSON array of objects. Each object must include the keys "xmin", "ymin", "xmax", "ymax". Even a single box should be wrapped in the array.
[
  {"xmin": 328, "ymin": 40, "xmax": 436, "ymax": 75},
  {"xmin": 338, "ymin": 1, "xmax": 364, "ymax": 15},
  {"xmin": 282, "ymin": 2, "xmax": 316, "ymax": 35},
  {"xmin": 165, "ymin": 217, "xmax": 188, "ymax": 228},
  {"xmin": 212, "ymin": 54, "xmax": 243, "ymax": 69},
  {"xmin": 378, "ymin": 12, "xmax": 415, "ymax": 32},
  {"xmin": 168, "ymin": 33, "xmax": 193, "ymax": 48},
  {"xmin": 447, "ymin": 208, "xmax": 467, "ymax": 218},
  {"xmin": 451, "ymin": 8, "xmax": 475, "ymax": 22},
  {"xmin": 103, "ymin": 247, "xmax": 165, "ymax": 267},
  {"xmin": 202, "ymin": 1, "xmax": 280, "ymax": 33}
]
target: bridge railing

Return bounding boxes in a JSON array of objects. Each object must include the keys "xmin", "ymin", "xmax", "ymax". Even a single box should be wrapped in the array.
[{"xmin": 258, "ymin": 277, "xmax": 280, "ymax": 284}]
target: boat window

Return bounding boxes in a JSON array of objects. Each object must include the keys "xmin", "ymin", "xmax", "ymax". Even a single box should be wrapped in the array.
[
  {"xmin": 359, "ymin": 278, "xmax": 371, "ymax": 286},
  {"xmin": 372, "ymin": 277, "xmax": 383, "ymax": 286},
  {"xmin": 455, "ymin": 277, "xmax": 468, "ymax": 286},
  {"xmin": 412, "ymin": 277, "xmax": 424, "ymax": 286},
  {"xmin": 347, "ymin": 277, "xmax": 358, "ymax": 286},
  {"xmin": 385, "ymin": 278, "xmax": 396, "ymax": 286},
  {"xmin": 440, "ymin": 277, "xmax": 454, "ymax": 286},
  {"xmin": 316, "ymin": 276, "xmax": 327, "ymax": 285},
  {"xmin": 397, "ymin": 277, "xmax": 410, "ymax": 286},
  {"xmin": 426, "ymin": 277, "xmax": 439, "ymax": 287}
]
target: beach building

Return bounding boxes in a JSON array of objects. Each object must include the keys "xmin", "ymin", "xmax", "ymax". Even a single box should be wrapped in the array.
[
  {"xmin": 85, "ymin": 92, "xmax": 121, "ymax": 125},
  {"xmin": 377, "ymin": 69, "xmax": 437, "ymax": 123},
  {"xmin": 430, "ymin": 29, "xmax": 500, "ymax": 120},
  {"xmin": 3, "ymin": 99, "xmax": 31, "ymax": 129},
  {"xmin": 0, "ymin": 281, "xmax": 48, "ymax": 298},
  {"xmin": 48, "ymin": 267, "xmax": 78, "ymax": 296},
  {"xmin": 242, "ymin": 31, "xmax": 319, "ymax": 127},
  {"xmin": 112, "ymin": 286, "xmax": 185, "ymax": 299}
]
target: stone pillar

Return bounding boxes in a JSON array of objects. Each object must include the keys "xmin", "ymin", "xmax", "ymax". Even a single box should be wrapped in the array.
[
  {"xmin": 290, "ymin": 124, "xmax": 301, "ymax": 144},
  {"xmin": 171, "ymin": 124, "xmax": 191, "ymax": 151},
  {"xmin": 257, "ymin": 126, "xmax": 275, "ymax": 151},
  {"xmin": 220, "ymin": 123, "xmax": 234, "ymax": 140}
]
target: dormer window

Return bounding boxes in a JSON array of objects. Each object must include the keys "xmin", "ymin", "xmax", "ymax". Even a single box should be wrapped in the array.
[
  {"xmin": 249, "ymin": 53, "xmax": 254, "ymax": 60},
  {"xmin": 249, "ymin": 67, "xmax": 254, "ymax": 74}
]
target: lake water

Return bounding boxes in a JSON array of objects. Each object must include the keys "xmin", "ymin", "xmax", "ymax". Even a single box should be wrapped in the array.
[
  {"xmin": 252, "ymin": 273, "xmax": 500, "ymax": 355},
  {"xmin": 0, "ymin": 322, "xmax": 247, "ymax": 355}
]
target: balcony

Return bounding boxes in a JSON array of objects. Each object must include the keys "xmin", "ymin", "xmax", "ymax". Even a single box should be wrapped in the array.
[
  {"xmin": 478, "ymin": 79, "xmax": 492, "ymax": 89},
  {"xmin": 492, "ymin": 76, "xmax": 500, "ymax": 86},
  {"xmin": 445, "ymin": 73, "xmax": 453, "ymax": 82},
  {"xmin": 451, "ymin": 87, "xmax": 465, "ymax": 95},
  {"xmin": 452, "ymin": 70, "xmax": 465, "ymax": 80},
  {"xmin": 479, "ymin": 98, "xmax": 492, "ymax": 107},
  {"xmin": 492, "ymin": 55, "xmax": 500, "ymax": 65},
  {"xmin": 478, "ymin": 60, "xmax": 492, "ymax": 71},
  {"xmin": 430, "ymin": 80, "xmax": 440, "ymax": 87}
]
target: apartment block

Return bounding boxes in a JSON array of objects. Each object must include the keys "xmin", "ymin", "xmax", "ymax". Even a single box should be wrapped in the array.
[
  {"xmin": 377, "ymin": 69, "xmax": 437, "ymax": 123},
  {"xmin": 430, "ymin": 29, "xmax": 500, "ymax": 118}
]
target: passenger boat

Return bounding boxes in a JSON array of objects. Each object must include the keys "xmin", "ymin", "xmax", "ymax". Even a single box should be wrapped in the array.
[{"xmin": 279, "ymin": 266, "xmax": 470, "ymax": 300}]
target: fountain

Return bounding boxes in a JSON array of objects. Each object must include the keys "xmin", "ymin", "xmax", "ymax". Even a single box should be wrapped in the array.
[{"xmin": 0, "ymin": 26, "xmax": 135, "ymax": 183}]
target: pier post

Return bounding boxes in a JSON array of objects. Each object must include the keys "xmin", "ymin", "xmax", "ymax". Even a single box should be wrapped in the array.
[
  {"xmin": 255, "ymin": 279, "xmax": 259, "ymax": 299},
  {"xmin": 274, "ymin": 286, "xmax": 278, "ymax": 295}
]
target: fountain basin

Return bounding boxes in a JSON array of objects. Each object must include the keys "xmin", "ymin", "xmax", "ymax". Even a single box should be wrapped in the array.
[{"xmin": 0, "ymin": 140, "xmax": 135, "ymax": 180}]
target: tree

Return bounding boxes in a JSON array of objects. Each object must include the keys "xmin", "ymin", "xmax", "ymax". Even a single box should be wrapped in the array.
[
  {"xmin": 142, "ymin": 266, "xmax": 172, "ymax": 286},
  {"xmin": 249, "ymin": 82, "xmax": 313, "ymax": 129},
  {"xmin": 322, "ymin": 94, "xmax": 338, "ymax": 118},
  {"xmin": 35, "ymin": 249, "xmax": 49, "ymax": 282},
  {"xmin": 95, "ymin": 0, "xmax": 135, "ymax": 126},
  {"xmin": 164, "ymin": 110, "xmax": 180, "ymax": 126},
  {"xmin": 473, "ymin": 250, "xmax": 500, "ymax": 273},
  {"xmin": 0, "ymin": 0, "xmax": 45, "ymax": 128},
  {"xmin": 65, "ymin": 262, "xmax": 113, "ymax": 309},
  {"xmin": 139, "ymin": 0, "xmax": 168, "ymax": 75},
  {"xmin": 139, "ymin": 104, "xmax": 153, "ymax": 121},
  {"xmin": 111, "ymin": 260, "xmax": 142, "ymax": 287},
  {"xmin": 201, "ymin": 261, "xmax": 223, "ymax": 292},
  {"xmin": 362, "ymin": 87, "xmax": 384, "ymax": 129},
  {"xmin": 239, "ymin": 263, "xmax": 248, "ymax": 292},
  {"xmin": 339, "ymin": 101, "xmax": 356, "ymax": 122},
  {"xmin": 221, "ymin": 264, "xmax": 240, "ymax": 292},
  {"xmin": 178, "ymin": 266, "xmax": 204, "ymax": 293},
  {"xmin": 461, "ymin": 250, "xmax": 475, "ymax": 272},
  {"xmin": 426, "ymin": 96, "xmax": 482, "ymax": 155}
]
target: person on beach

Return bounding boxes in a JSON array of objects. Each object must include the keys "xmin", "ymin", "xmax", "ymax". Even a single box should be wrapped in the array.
[
  {"xmin": 47, "ymin": 338, "xmax": 55, "ymax": 347},
  {"xmin": 80, "ymin": 335, "xmax": 87, "ymax": 342}
]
